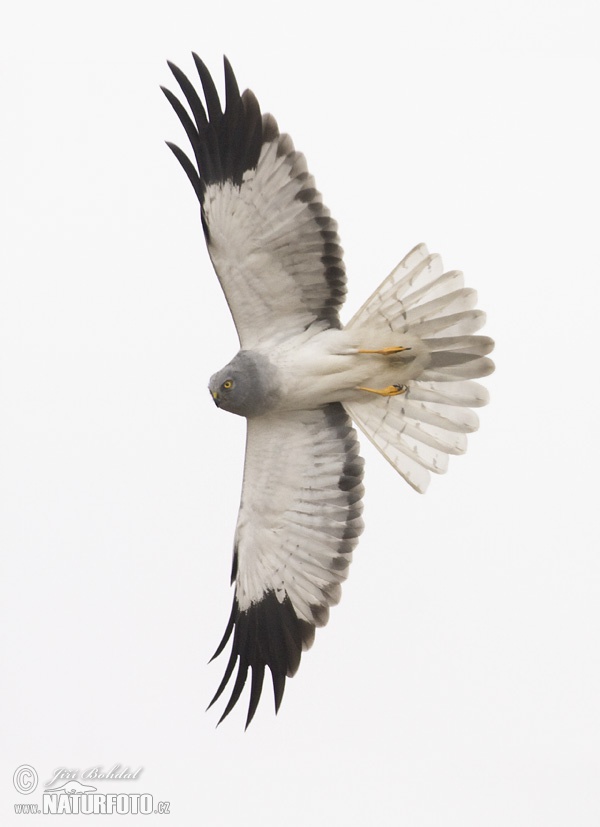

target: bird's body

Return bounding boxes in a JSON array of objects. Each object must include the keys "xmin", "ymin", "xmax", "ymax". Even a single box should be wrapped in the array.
[
  {"xmin": 163, "ymin": 55, "xmax": 494, "ymax": 726},
  {"xmin": 213, "ymin": 325, "xmax": 431, "ymax": 415}
]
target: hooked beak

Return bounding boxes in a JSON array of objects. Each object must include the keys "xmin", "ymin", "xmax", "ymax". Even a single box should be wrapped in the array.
[{"xmin": 210, "ymin": 389, "xmax": 220, "ymax": 407}]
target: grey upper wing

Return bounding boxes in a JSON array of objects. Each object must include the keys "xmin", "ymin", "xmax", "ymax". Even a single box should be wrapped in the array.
[
  {"xmin": 208, "ymin": 403, "xmax": 364, "ymax": 727},
  {"xmin": 162, "ymin": 56, "xmax": 347, "ymax": 349}
]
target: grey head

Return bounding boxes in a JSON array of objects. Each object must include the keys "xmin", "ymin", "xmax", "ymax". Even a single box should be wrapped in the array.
[{"xmin": 208, "ymin": 351, "xmax": 281, "ymax": 418}]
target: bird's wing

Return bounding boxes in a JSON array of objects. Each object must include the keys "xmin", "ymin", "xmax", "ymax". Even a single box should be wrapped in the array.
[
  {"xmin": 209, "ymin": 403, "xmax": 364, "ymax": 727},
  {"xmin": 162, "ymin": 56, "xmax": 347, "ymax": 349}
]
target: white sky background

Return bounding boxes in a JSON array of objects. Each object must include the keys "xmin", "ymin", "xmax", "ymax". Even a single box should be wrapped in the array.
[{"xmin": 1, "ymin": 0, "xmax": 599, "ymax": 824}]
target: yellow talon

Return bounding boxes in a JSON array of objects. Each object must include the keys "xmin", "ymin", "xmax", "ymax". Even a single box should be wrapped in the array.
[
  {"xmin": 357, "ymin": 384, "xmax": 408, "ymax": 397},
  {"xmin": 358, "ymin": 346, "xmax": 412, "ymax": 355}
]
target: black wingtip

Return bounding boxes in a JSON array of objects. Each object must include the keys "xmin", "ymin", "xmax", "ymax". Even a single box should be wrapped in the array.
[
  {"xmin": 272, "ymin": 670, "xmax": 286, "ymax": 714},
  {"xmin": 223, "ymin": 55, "xmax": 240, "ymax": 107},
  {"xmin": 217, "ymin": 665, "xmax": 249, "ymax": 725},
  {"xmin": 192, "ymin": 52, "xmax": 223, "ymax": 124},
  {"xmin": 164, "ymin": 141, "xmax": 204, "ymax": 202},
  {"xmin": 244, "ymin": 663, "xmax": 265, "ymax": 730},
  {"xmin": 207, "ymin": 591, "xmax": 317, "ymax": 727},
  {"xmin": 209, "ymin": 600, "xmax": 236, "ymax": 663},
  {"xmin": 163, "ymin": 54, "xmax": 271, "ymax": 199}
]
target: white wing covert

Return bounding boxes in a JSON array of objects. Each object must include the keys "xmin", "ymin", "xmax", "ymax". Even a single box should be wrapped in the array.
[{"xmin": 162, "ymin": 56, "xmax": 347, "ymax": 349}]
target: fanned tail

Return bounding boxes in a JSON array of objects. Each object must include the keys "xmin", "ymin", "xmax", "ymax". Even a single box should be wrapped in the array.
[{"xmin": 345, "ymin": 244, "xmax": 494, "ymax": 493}]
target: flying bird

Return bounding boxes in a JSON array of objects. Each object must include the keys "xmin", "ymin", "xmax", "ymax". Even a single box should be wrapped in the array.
[{"xmin": 162, "ymin": 55, "xmax": 494, "ymax": 727}]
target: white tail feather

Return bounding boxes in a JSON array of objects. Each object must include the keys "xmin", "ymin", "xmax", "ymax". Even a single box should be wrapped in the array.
[
  {"xmin": 345, "ymin": 247, "xmax": 494, "ymax": 493},
  {"xmin": 408, "ymin": 380, "xmax": 489, "ymax": 408}
]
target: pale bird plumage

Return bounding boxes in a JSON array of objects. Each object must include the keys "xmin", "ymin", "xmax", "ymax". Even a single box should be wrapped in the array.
[{"xmin": 163, "ymin": 55, "xmax": 495, "ymax": 727}]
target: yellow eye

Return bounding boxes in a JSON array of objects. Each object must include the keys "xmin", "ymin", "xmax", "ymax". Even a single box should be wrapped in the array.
[{"xmin": 223, "ymin": 379, "xmax": 233, "ymax": 390}]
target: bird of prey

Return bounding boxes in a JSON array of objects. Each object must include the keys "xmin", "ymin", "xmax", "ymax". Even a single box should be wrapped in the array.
[{"xmin": 162, "ymin": 55, "xmax": 494, "ymax": 727}]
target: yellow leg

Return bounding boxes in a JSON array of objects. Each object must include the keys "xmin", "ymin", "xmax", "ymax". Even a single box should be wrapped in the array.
[
  {"xmin": 358, "ymin": 346, "xmax": 412, "ymax": 355},
  {"xmin": 357, "ymin": 384, "xmax": 407, "ymax": 397}
]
